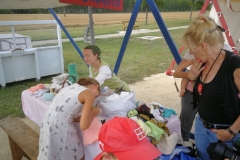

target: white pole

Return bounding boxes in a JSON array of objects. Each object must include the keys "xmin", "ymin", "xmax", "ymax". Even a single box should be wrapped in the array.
[{"xmin": 88, "ymin": 7, "xmax": 95, "ymax": 45}]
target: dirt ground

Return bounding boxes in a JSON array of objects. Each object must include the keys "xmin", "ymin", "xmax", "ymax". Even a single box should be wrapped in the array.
[{"xmin": 0, "ymin": 12, "xmax": 199, "ymax": 26}]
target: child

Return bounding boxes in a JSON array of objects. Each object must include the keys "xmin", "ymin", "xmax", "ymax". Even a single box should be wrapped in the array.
[
  {"xmin": 174, "ymin": 57, "xmax": 194, "ymax": 97},
  {"xmin": 94, "ymin": 117, "xmax": 162, "ymax": 160},
  {"xmin": 38, "ymin": 78, "xmax": 100, "ymax": 160}
]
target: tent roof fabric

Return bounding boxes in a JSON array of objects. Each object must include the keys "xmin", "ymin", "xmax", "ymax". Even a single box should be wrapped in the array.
[{"xmin": 0, "ymin": 0, "xmax": 69, "ymax": 9}]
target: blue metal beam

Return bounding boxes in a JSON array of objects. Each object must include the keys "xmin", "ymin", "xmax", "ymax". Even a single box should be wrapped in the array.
[
  {"xmin": 146, "ymin": 0, "xmax": 182, "ymax": 64},
  {"xmin": 48, "ymin": 8, "xmax": 85, "ymax": 61},
  {"xmin": 113, "ymin": 0, "xmax": 142, "ymax": 75}
]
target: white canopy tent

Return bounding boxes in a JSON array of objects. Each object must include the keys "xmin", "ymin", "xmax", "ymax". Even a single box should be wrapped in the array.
[
  {"xmin": 0, "ymin": 0, "xmax": 69, "ymax": 9},
  {"xmin": 209, "ymin": 0, "xmax": 240, "ymax": 52}
]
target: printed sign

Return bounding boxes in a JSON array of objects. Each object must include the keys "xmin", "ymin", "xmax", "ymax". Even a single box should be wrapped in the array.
[{"xmin": 59, "ymin": 0, "xmax": 123, "ymax": 11}]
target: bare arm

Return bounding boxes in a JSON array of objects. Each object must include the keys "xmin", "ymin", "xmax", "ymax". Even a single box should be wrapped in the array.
[
  {"xmin": 78, "ymin": 90, "xmax": 96, "ymax": 130},
  {"xmin": 228, "ymin": 68, "xmax": 240, "ymax": 133},
  {"xmin": 173, "ymin": 59, "xmax": 193, "ymax": 78}
]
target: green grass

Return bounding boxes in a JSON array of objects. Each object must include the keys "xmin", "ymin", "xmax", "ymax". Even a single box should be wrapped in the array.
[
  {"xmin": 0, "ymin": 19, "xmax": 189, "ymax": 119},
  {"xmin": 61, "ymin": 18, "xmax": 191, "ymax": 39},
  {"xmin": 1, "ymin": 18, "xmax": 191, "ymax": 42}
]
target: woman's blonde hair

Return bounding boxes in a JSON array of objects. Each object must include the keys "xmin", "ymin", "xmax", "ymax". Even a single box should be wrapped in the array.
[
  {"xmin": 182, "ymin": 14, "xmax": 224, "ymax": 48},
  {"xmin": 77, "ymin": 78, "xmax": 100, "ymax": 92}
]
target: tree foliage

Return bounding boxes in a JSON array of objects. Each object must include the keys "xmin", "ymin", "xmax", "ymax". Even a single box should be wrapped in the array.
[{"xmin": 141, "ymin": 0, "xmax": 164, "ymax": 10}]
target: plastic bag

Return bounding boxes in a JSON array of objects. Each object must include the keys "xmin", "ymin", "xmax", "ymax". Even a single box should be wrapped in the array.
[{"xmin": 98, "ymin": 91, "xmax": 136, "ymax": 121}]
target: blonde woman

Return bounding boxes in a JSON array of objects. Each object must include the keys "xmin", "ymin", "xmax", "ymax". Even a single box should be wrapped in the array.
[
  {"xmin": 38, "ymin": 78, "xmax": 100, "ymax": 160},
  {"xmin": 183, "ymin": 14, "xmax": 240, "ymax": 160}
]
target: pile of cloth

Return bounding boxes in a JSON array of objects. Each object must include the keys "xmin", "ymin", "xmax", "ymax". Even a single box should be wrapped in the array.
[
  {"xmin": 28, "ymin": 73, "xmax": 73, "ymax": 101},
  {"xmin": 126, "ymin": 101, "xmax": 199, "ymax": 160}
]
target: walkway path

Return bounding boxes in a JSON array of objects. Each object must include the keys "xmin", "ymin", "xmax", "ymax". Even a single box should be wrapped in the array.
[{"xmin": 32, "ymin": 25, "xmax": 188, "ymax": 46}]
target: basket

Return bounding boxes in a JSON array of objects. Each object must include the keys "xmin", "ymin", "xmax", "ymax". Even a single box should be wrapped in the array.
[
  {"xmin": 67, "ymin": 63, "xmax": 78, "ymax": 83},
  {"xmin": 61, "ymin": 75, "xmax": 76, "ymax": 89}
]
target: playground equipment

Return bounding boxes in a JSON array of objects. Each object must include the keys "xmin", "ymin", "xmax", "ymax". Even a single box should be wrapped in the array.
[
  {"xmin": 114, "ymin": 0, "xmax": 182, "ymax": 74},
  {"xmin": 0, "ymin": 0, "xmax": 183, "ymax": 77}
]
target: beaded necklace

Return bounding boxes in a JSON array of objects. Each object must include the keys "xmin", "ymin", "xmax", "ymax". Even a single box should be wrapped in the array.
[{"xmin": 198, "ymin": 49, "xmax": 222, "ymax": 95}]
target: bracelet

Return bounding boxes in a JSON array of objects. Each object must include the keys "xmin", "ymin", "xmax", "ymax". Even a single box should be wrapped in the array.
[
  {"xmin": 187, "ymin": 75, "xmax": 196, "ymax": 82},
  {"xmin": 188, "ymin": 79, "xmax": 196, "ymax": 83},
  {"xmin": 226, "ymin": 128, "xmax": 237, "ymax": 136}
]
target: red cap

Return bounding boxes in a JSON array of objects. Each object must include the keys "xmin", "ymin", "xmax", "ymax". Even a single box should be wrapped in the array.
[{"xmin": 94, "ymin": 117, "xmax": 162, "ymax": 160}]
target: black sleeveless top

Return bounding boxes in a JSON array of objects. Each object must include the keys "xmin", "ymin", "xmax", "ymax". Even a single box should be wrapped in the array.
[{"xmin": 193, "ymin": 51, "xmax": 240, "ymax": 124}]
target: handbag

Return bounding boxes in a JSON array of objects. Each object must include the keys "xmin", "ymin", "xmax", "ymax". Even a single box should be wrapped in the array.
[{"xmin": 156, "ymin": 132, "xmax": 180, "ymax": 155}]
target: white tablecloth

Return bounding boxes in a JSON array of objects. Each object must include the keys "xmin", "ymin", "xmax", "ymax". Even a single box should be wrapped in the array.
[{"xmin": 21, "ymin": 90, "xmax": 181, "ymax": 160}]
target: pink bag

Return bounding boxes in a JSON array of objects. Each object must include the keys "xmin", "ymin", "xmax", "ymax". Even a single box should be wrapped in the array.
[{"xmin": 82, "ymin": 117, "xmax": 102, "ymax": 145}]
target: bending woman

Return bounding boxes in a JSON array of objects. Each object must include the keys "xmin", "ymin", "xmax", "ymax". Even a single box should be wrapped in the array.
[
  {"xmin": 38, "ymin": 78, "xmax": 100, "ymax": 160},
  {"xmin": 83, "ymin": 45, "xmax": 131, "ymax": 94}
]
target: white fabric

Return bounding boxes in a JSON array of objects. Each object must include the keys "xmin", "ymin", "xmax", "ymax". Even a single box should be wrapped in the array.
[
  {"xmin": 104, "ymin": 93, "xmax": 121, "ymax": 102},
  {"xmin": 166, "ymin": 115, "xmax": 181, "ymax": 135},
  {"xmin": 156, "ymin": 132, "xmax": 180, "ymax": 155},
  {"xmin": 224, "ymin": 43, "xmax": 233, "ymax": 52},
  {"xmin": 38, "ymin": 84, "xmax": 86, "ymax": 160},
  {"xmin": 103, "ymin": 92, "xmax": 130, "ymax": 102},
  {"xmin": 98, "ymin": 92, "xmax": 136, "ymax": 121},
  {"xmin": 183, "ymin": 50, "xmax": 195, "ymax": 61},
  {"xmin": 150, "ymin": 108, "xmax": 165, "ymax": 122},
  {"xmin": 0, "ymin": 0, "xmax": 69, "ymax": 9},
  {"xmin": 22, "ymin": 90, "xmax": 52, "ymax": 126},
  {"xmin": 89, "ymin": 65, "xmax": 112, "ymax": 86},
  {"xmin": 209, "ymin": 1, "xmax": 240, "ymax": 52}
]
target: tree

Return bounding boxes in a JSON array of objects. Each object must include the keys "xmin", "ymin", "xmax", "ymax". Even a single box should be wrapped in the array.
[
  {"xmin": 179, "ymin": 0, "xmax": 205, "ymax": 20},
  {"xmin": 140, "ymin": 0, "xmax": 164, "ymax": 25}
]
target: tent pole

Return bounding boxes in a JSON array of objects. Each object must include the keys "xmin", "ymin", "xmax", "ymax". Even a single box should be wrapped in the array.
[
  {"xmin": 48, "ymin": 8, "xmax": 86, "ymax": 62},
  {"xmin": 113, "ymin": 0, "xmax": 142, "ymax": 75},
  {"xmin": 88, "ymin": 7, "xmax": 95, "ymax": 45}
]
